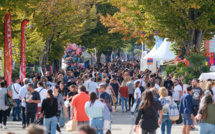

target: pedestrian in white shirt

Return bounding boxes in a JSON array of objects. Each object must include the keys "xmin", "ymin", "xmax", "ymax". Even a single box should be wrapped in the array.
[
  {"xmin": 88, "ymin": 77, "xmax": 99, "ymax": 95},
  {"xmin": 35, "ymin": 81, "xmax": 47, "ymax": 115},
  {"xmin": 173, "ymin": 79, "xmax": 182, "ymax": 103},
  {"xmin": 134, "ymin": 75, "xmax": 145, "ymax": 88},
  {"xmin": 11, "ymin": 78, "xmax": 22, "ymax": 121},
  {"xmin": 19, "ymin": 78, "xmax": 30, "ymax": 128},
  {"xmin": 155, "ymin": 79, "xmax": 160, "ymax": 90},
  {"xmin": 83, "ymin": 74, "xmax": 90, "ymax": 91}
]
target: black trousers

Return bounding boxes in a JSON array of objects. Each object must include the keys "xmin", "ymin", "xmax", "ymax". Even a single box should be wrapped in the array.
[
  {"xmin": 26, "ymin": 112, "xmax": 36, "ymax": 126},
  {"xmin": 129, "ymin": 94, "xmax": 134, "ymax": 109},
  {"xmin": 22, "ymin": 106, "xmax": 26, "ymax": 125},
  {"xmin": 0, "ymin": 110, "xmax": 7, "ymax": 125}
]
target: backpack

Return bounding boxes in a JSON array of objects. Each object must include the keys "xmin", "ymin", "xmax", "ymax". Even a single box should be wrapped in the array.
[
  {"xmin": 168, "ymin": 101, "xmax": 179, "ymax": 121},
  {"xmin": 139, "ymin": 86, "xmax": 145, "ymax": 93}
]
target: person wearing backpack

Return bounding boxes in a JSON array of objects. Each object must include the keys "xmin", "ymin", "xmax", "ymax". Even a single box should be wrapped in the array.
[
  {"xmin": 35, "ymin": 81, "xmax": 47, "ymax": 116},
  {"xmin": 159, "ymin": 87, "xmax": 174, "ymax": 134}
]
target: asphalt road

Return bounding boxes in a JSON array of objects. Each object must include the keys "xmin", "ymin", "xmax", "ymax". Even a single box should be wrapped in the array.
[{"xmin": 1, "ymin": 107, "xmax": 199, "ymax": 134}]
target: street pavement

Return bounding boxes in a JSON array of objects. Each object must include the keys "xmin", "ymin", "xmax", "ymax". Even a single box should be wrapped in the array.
[{"xmin": 1, "ymin": 107, "xmax": 199, "ymax": 134}]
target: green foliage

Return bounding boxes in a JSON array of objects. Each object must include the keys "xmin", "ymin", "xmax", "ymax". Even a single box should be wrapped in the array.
[
  {"xmin": 164, "ymin": 53, "xmax": 210, "ymax": 84},
  {"xmin": 133, "ymin": 49, "xmax": 142, "ymax": 57},
  {"xmin": 12, "ymin": 66, "xmax": 33, "ymax": 79}
]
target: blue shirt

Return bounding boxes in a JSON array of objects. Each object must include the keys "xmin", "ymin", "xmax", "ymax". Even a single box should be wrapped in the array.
[
  {"xmin": 99, "ymin": 92, "xmax": 111, "ymax": 103},
  {"xmin": 62, "ymin": 75, "xmax": 72, "ymax": 83},
  {"xmin": 111, "ymin": 83, "xmax": 119, "ymax": 96},
  {"xmin": 179, "ymin": 92, "xmax": 195, "ymax": 115}
]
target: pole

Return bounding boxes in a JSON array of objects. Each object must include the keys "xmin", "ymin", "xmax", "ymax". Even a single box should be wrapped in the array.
[
  {"xmin": 141, "ymin": 41, "xmax": 144, "ymax": 58},
  {"xmin": 94, "ymin": 48, "xmax": 97, "ymax": 63},
  {"xmin": 125, "ymin": 45, "xmax": 127, "ymax": 61}
]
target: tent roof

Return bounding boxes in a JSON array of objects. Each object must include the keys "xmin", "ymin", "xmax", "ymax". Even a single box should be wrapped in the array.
[
  {"xmin": 143, "ymin": 45, "xmax": 156, "ymax": 59},
  {"xmin": 151, "ymin": 38, "xmax": 176, "ymax": 60},
  {"xmin": 83, "ymin": 51, "xmax": 91, "ymax": 58},
  {"xmin": 199, "ymin": 72, "xmax": 215, "ymax": 80}
]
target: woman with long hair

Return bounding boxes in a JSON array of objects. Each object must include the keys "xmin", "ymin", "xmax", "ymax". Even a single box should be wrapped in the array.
[
  {"xmin": 41, "ymin": 90, "xmax": 58, "ymax": 134},
  {"xmin": 53, "ymin": 85, "xmax": 68, "ymax": 134},
  {"xmin": 134, "ymin": 91, "xmax": 160, "ymax": 134},
  {"xmin": 204, "ymin": 81, "xmax": 214, "ymax": 96},
  {"xmin": 131, "ymin": 81, "xmax": 142, "ymax": 116},
  {"xmin": 196, "ymin": 94, "xmax": 215, "ymax": 134},
  {"xmin": 0, "ymin": 81, "xmax": 11, "ymax": 129},
  {"xmin": 59, "ymin": 82, "xmax": 68, "ymax": 100},
  {"xmin": 159, "ymin": 87, "xmax": 173, "ymax": 134},
  {"xmin": 118, "ymin": 80, "xmax": 129, "ymax": 112},
  {"xmin": 85, "ymin": 92, "xmax": 105, "ymax": 134}
]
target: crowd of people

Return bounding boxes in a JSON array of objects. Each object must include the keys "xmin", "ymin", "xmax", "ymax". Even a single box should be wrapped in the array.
[{"xmin": 0, "ymin": 60, "xmax": 215, "ymax": 134}]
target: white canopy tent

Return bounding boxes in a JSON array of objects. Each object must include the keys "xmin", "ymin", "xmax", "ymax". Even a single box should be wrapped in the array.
[
  {"xmin": 199, "ymin": 72, "xmax": 215, "ymax": 81},
  {"xmin": 140, "ymin": 46, "xmax": 157, "ymax": 72},
  {"xmin": 152, "ymin": 38, "xmax": 176, "ymax": 60},
  {"xmin": 140, "ymin": 38, "xmax": 176, "ymax": 72},
  {"xmin": 83, "ymin": 51, "xmax": 92, "ymax": 65}
]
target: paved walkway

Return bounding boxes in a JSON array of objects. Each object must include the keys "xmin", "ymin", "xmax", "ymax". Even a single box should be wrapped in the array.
[{"xmin": 1, "ymin": 107, "xmax": 199, "ymax": 134}]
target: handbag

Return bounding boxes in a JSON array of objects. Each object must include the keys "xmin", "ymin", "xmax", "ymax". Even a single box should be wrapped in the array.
[
  {"xmin": 5, "ymin": 89, "xmax": 13, "ymax": 106},
  {"xmin": 110, "ymin": 94, "xmax": 117, "ymax": 104},
  {"xmin": 66, "ymin": 120, "xmax": 78, "ymax": 132}
]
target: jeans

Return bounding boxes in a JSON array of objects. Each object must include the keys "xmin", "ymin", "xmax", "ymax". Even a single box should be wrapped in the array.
[
  {"xmin": 131, "ymin": 98, "xmax": 141, "ymax": 115},
  {"xmin": 142, "ymin": 129, "xmax": 156, "ymax": 134},
  {"xmin": 199, "ymin": 123, "xmax": 215, "ymax": 134},
  {"xmin": 44, "ymin": 116, "xmax": 58, "ymax": 134},
  {"xmin": 26, "ymin": 112, "xmax": 36, "ymax": 126},
  {"xmin": 0, "ymin": 110, "xmax": 7, "ymax": 125},
  {"xmin": 129, "ymin": 94, "xmax": 134, "ymax": 109},
  {"xmin": 22, "ymin": 107, "xmax": 26, "ymax": 125},
  {"xmin": 90, "ymin": 117, "xmax": 104, "ymax": 134},
  {"xmin": 160, "ymin": 115, "xmax": 172, "ymax": 134},
  {"xmin": 13, "ymin": 99, "xmax": 21, "ymax": 119},
  {"xmin": 120, "ymin": 97, "xmax": 128, "ymax": 111}
]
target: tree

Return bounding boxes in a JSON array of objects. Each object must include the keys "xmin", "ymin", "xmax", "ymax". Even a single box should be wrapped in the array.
[
  {"xmin": 103, "ymin": 0, "xmax": 215, "ymax": 55},
  {"xmin": 80, "ymin": 2, "xmax": 125, "ymax": 62}
]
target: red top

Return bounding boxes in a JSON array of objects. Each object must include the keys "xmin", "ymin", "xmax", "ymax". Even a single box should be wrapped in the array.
[
  {"xmin": 70, "ymin": 92, "xmax": 90, "ymax": 121},
  {"xmin": 118, "ymin": 86, "xmax": 129, "ymax": 98}
]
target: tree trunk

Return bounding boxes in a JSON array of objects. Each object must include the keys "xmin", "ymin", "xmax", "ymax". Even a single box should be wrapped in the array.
[
  {"xmin": 96, "ymin": 52, "xmax": 101, "ymax": 64},
  {"xmin": 41, "ymin": 26, "xmax": 56, "ymax": 72}
]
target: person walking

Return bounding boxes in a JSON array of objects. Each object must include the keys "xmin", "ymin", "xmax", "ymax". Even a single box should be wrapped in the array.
[
  {"xmin": 127, "ymin": 77, "xmax": 134, "ymax": 111},
  {"xmin": 53, "ymin": 85, "xmax": 68, "ymax": 134},
  {"xmin": 196, "ymin": 94, "xmax": 215, "ymax": 134},
  {"xmin": 110, "ymin": 78, "xmax": 120, "ymax": 112},
  {"xmin": 191, "ymin": 79, "xmax": 203, "ymax": 130},
  {"xmin": 24, "ymin": 83, "xmax": 41, "ymax": 126},
  {"xmin": 11, "ymin": 78, "xmax": 22, "ymax": 121},
  {"xmin": 159, "ymin": 87, "xmax": 173, "ymax": 134},
  {"xmin": 87, "ymin": 77, "xmax": 99, "ymax": 95},
  {"xmin": 118, "ymin": 80, "xmax": 129, "ymax": 112},
  {"xmin": 19, "ymin": 78, "xmax": 30, "ymax": 128},
  {"xmin": 0, "ymin": 81, "xmax": 11, "ymax": 129},
  {"xmin": 41, "ymin": 90, "xmax": 58, "ymax": 134},
  {"xmin": 134, "ymin": 91, "xmax": 161, "ymax": 134},
  {"xmin": 131, "ymin": 81, "xmax": 141, "ymax": 116},
  {"xmin": 179, "ymin": 86, "xmax": 195, "ymax": 134},
  {"xmin": 70, "ymin": 85, "xmax": 90, "ymax": 125},
  {"xmin": 85, "ymin": 92, "xmax": 105, "ymax": 134},
  {"xmin": 35, "ymin": 81, "xmax": 47, "ymax": 115},
  {"xmin": 98, "ymin": 84, "xmax": 112, "ymax": 112}
]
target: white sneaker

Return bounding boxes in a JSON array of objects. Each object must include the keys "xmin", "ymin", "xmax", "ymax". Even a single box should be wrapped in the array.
[
  {"xmin": 3, "ymin": 125, "xmax": 7, "ymax": 129},
  {"xmin": 130, "ymin": 115, "xmax": 135, "ymax": 118},
  {"xmin": 59, "ymin": 132, "xmax": 63, "ymax": 134},
  {"xmin": 0, "ymin": 123, "xmax": 2, "ymax": 128}
]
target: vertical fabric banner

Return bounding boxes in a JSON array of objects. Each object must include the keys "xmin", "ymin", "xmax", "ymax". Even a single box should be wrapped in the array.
[
  {"xmin": 4, "ymin": 11, "xmax": 12, "ymax": 86},
  {"xmin": 20, "ymin": 19, "xmax": 29, "ymax": 82}
]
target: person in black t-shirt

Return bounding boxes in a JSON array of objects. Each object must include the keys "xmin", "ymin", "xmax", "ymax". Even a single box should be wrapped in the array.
[
  {"xmin": 24, "ymin": 83, "xmax": 41, "ymax": 127},
  {"xmin": 164, "ymin": 75, "xmax": 174, "ymax": 90},
  {"xmin": 67, "ymin": 85, "xmax": 78, "ymax": 102},
  {"xmin": 67, "ymin": 77, "xmax": 76, "ymax": 87}
]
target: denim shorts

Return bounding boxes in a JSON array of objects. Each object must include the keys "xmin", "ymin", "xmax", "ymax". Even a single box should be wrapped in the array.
[
  {"xmin": 115, "ymin": 96, "xmax": 118, "ymax": 104},
  {"xmin": 183, "ymin": 113, "xmax": 193, "ymax": 125}
]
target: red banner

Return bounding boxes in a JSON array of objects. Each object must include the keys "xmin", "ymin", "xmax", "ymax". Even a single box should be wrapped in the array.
[
  {"xmin": 20, "ymin": 19, "xmax": 29, "ymax": 82},
  {"xmin": 4, "ymin": 11, "xmax": 13, "ymax": 86}
]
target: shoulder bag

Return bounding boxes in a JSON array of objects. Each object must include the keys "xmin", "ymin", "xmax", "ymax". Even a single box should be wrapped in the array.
[{"xmin": 5, "ymin": 89, "xmax": 14, "ymax": 106}]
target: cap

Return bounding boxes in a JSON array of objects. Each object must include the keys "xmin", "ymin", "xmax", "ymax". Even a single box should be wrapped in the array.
[{"xmin": 131, "ymin": 77, "xmax": 134, "ymax": 80}]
